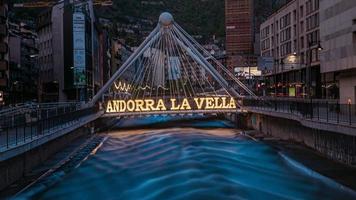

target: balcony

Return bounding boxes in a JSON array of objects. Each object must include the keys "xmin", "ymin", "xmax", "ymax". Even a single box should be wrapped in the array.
[
  {"xmin": 0, "ymin": 78, "xmax": 7, "ymax": 87},
  {"xmin": 0, "ymin": 42, "xmax": 8, "ymax": 54},
  {"xmin": 0, "ymin": 60, "xmax": 7, "ymax": 71},
  {"xmin": 0, "ymin": 24, "xmax": 7, "ymax": 36}
]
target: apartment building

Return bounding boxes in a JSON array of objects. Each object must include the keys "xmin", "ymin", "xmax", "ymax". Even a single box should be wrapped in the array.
[
  {"xmin": 320, "ymin": 0, "xmax": 356, "ymax": 103},
  {"xmin": 260, "ymin": 0, "xmax": 321, "ymax": 98}
]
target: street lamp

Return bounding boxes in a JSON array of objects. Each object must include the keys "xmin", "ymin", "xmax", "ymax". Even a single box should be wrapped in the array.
[
  {"xmin": 317, "ymin": 43, "xmax": 323, "ymax": 51},
  {"xmin": 29, "ymin": 54, "xmax": 39, "ymax": 58}
]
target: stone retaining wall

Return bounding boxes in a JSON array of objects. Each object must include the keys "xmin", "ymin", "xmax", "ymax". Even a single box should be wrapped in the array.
[
  {"xmin": 246, "ymin": 113, "xmax": 356, "ymax": 166},
  {"xmin": 0, "ymin": 127, "xmax": 90, "ymax": 191}
]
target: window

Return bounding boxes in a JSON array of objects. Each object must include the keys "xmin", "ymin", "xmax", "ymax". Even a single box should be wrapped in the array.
[
  {"xmin": 306, "ymin": 13, "xmax": 319, "ymax": 30},
  {"xmin": 280, "ymin": 13, "xmax": 291, "ymax": 29},
  {"xmin": 280, "ymin": 27, "xmax": 291, "ymax": 43},
  {"xmin": 300, "ymin": 21, "xmax": 304, "ymax": 32},
  {"xmin": 280, "ymin": 41, "xmax": 292, "ymax": 56},
  {"xmin": 277, "ymin": 47, "xmax": 280, "ymax": 57},
  {"xmin": 307, "ymin": 30, "xmax": 319, "ymax": 46},
  {"xmin": 314, "ymin": 0, "xmax": 319, "ymax": 10},
  {"xmin": 300, "ymin": 6, "xmax": 304, "ymax": 17},
  {"xmin": 261, "ymin": 38, "xmax": 270, "ymax": 51},
  {"xmin": 261, "ymin": 26, "xmax": 270, "ymax": 39},
  {"xmin": 306, "ymin": 0, "xmax": 313, "ymax": 14},
  {"xmin": 300, "ymin": 52, "xmax": 305, "ymax": 64},
  {"xmin": 272, "ymin": 36, "xmax": 275, "ymax": 47},
  {"xmin": 276, "ymin": 34, "xmax": 279, "ymax": 44}
]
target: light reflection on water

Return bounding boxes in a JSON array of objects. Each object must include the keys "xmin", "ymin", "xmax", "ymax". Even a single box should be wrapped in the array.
[{"xmin": 31, "ymin": 117, "xmax": 356, "ymax": 199}]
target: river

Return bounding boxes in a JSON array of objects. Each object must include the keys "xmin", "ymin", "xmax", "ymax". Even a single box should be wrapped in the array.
[{"xmin": 17, "ymin": 116, "xmax": 356, "ymax": 200}]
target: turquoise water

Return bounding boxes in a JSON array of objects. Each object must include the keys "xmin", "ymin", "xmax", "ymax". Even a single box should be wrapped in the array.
[{"xmin": 21, "ymin": 117, "xmax": 356, "ymax": 199}]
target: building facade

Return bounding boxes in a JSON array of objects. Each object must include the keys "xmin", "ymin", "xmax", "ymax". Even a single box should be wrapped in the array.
[
  {"xmin": 0, "ymin": 2, "xmax": 8, "ymax": 105},
  {"xmin": 37, "ymin": 1, "xmax": 104, "ymax": 102},
  {"xmin": 225, "ymin": 0, "xmax": 254, "ymax": 73},
  {"xmin": 320, "ymin": 0, "xmax": 356, "ymax": 104},
  {"xmin": 98, "ymin": 18, "xmax": 113, "ymax": 85},
  {"xmin": 260, "ymin": 0, "xmax": 322, "ymax": 98},
  {"xmin": 253, "ymin": 0, "xmax": 291, "ymax": 55},
  {"xmin": 37, "ymin": 4, "xmax": 65, "ymax": 102},
  {"xmin": 8, "ymin": 22, "xmax": 38, "ymax": 104}
]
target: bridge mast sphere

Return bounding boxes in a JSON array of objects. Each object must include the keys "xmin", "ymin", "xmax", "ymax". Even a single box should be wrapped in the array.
[{"xmin": 159, "ymin": 12, "xmax": 174, "ymax": 27}]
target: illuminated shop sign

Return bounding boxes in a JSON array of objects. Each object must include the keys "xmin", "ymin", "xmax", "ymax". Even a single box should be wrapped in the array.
[{"xmin": 106, "ymin": 97, "xmax": 236, "ymax": 113}]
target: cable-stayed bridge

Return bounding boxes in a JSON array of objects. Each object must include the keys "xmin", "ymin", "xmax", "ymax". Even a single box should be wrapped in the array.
[{"xmin": 91, "ymin": 12, "xmax": 256, "ymax": 117}]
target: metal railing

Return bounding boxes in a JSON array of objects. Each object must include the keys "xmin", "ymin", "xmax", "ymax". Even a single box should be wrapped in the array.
[
  {"xmin": 0, "ymin": 102, "xmax": 81, "ymax": 117},
  {"xmin": 0, "ymin": 106, "xmax": 98, "ymax": 151},
  {"xmin": 243, "ymin": 98, "xmax": 356, "ymax": 126}
]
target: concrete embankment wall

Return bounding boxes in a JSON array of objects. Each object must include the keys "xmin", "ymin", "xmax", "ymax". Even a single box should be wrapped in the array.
[
  {"xmin": 238, "ymin": 113, "xmax": 356, "ymax": 167},
  {"xmin": 0, "ymin": 126, "xmax": 91, "ymax": 191}
]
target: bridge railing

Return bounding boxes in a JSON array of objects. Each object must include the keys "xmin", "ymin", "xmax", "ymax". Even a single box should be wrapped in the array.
[
  {"xmin": 0, "ymin": 102, "xmax": 82, "ymax": 122},
  {"xmin": 242, "ymin": 98, "xmax": 356, "ymax": 126},
  {"xmin": 0, "ymin": 106, "xmax": 98, "ymax": 151}
]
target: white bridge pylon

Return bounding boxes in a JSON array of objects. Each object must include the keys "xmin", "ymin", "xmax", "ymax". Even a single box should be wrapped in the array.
[{"xmin": 91, "ymin": 12, "xmax": 256, "ymax": 116}]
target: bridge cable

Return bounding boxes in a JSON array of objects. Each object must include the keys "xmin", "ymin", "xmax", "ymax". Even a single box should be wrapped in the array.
[
  {"xmin": 169, "ymin": 30, "xmax": 195, "ymax": 99},
  {"xmin": 174, "ymin": 23, "xmax": 256, "ymax": 98},
  {"xmin": 168, "ymin": 29, "xmax": 189, "ymax": 103},
  {"xmin": 91, "ymin": 26, "xmax": 160, "ymax": 105},
  {"xmin": 172, "ymin": 27, "xmax": 226, "ymax": 101}
]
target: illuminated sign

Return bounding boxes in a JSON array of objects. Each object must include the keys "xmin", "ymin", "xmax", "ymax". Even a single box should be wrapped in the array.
[
  {"xmin": 289, "ymin": 87, "xmax": 296, "ymax": 97},
  {"xmin": 73, "ymin": 11, "xmax": 86, "ymax": 87},
  {"xmin": 258, "ymin": 56, "xmax": 274, "ymax": 71},
  {"xmin": 113, "ymin": 81, "xmax": 132, "ymax": 92},
  {"xmin": 106, "ymin": 97, "xmax": 236, "ymax": 113}
]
